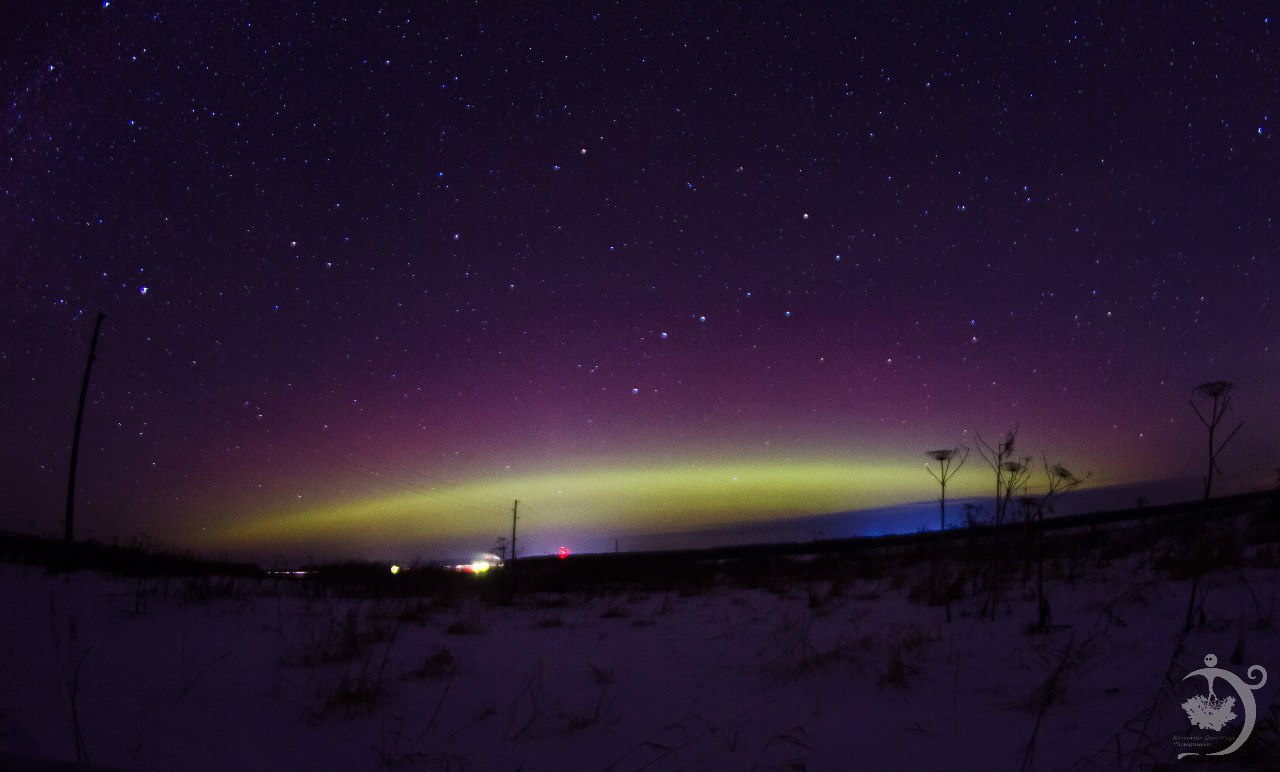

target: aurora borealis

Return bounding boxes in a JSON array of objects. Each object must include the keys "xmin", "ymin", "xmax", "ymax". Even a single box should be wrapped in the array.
[
  {"xmin": 217, "ymin": 459, "xmax": 933, "ymax": 557},
  {"xmin": 2, "ymin": 5, "xmax": 1277, "ymax": 560}
]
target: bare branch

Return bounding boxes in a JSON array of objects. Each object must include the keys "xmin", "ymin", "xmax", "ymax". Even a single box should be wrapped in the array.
[
  {"xmin": 1190, "ymin": 400, "xmax": 1211, "ymax": 429},
  {"xmin": 1215, "ymin": 420, "xmax": 1244, "ymax": 455},
  {"xmin": 973, "ymin": 432, "xmax": 998, "ymax": 469}
]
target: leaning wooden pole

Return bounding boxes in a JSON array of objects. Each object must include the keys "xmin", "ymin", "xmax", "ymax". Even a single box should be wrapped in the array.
[{"xmin": 65, "ymin": 312, "xmax": 106, "ymax": 547}]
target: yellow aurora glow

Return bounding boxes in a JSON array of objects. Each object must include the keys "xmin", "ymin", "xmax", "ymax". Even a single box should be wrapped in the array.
[{"xmin": 212, "ymin": 457, "xmax": 977, "ymax": 549}]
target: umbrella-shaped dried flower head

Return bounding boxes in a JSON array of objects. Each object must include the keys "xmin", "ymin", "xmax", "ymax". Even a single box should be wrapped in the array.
[{"xmin": 1195, "ymin": 380, "xmax": 1233, "ymax": 398}]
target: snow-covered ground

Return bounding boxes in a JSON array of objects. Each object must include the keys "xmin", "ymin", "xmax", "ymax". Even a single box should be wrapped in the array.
[{"xmin": 2, "ymin": 523, "xmax": 1277, "ymax": 770}]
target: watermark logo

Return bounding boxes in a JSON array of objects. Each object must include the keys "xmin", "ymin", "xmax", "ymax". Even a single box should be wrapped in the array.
[{"xmin": 1175, "ymin": 653, "xmax": 1267, "ymax": 759}]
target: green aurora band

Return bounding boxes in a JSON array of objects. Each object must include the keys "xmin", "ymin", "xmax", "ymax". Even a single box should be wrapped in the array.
[{"xmin": 212, "ymin": 457, "xmax": 986, "ymax": 551}]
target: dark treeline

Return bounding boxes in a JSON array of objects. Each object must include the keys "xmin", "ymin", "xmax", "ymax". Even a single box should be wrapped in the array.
[{"xmin": 4, "ymin": 489, "xmax": 1276, "ymax": 601}]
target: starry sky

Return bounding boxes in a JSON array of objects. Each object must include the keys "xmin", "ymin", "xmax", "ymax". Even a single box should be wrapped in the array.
[{"xmin": 2, "ymin": 3, "xmax": 1277, "ymax": 561}]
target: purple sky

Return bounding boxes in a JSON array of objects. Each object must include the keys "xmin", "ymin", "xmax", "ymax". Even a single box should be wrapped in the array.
[{"xmin": 2, "ymin": 4, "xmax": 1276, "ymax": 559}]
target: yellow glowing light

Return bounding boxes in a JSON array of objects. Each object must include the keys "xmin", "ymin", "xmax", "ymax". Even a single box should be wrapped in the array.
[
  {"xmin": 389, "ymin": 564, "xmax": 401, "ymax": 574},
  {"xmin": 210, "ymin": 456, "xmax": 988, "ymax": 550},
  {"xmin": 469, "ymin": 561, "xmax": 491, "ymax": 573}
]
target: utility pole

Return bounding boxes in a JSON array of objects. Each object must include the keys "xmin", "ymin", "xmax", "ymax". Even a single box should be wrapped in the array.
[
  {"xmin": 509, "ymin": 499, "xmax": 519, "ymax": 563},
  {"xmin": 66, "ymin": 312, "xmax": 106, "ymax": 548},
  {"xmin": 500, "ymin": 499, "xmax": 520, "ymax": 606}
]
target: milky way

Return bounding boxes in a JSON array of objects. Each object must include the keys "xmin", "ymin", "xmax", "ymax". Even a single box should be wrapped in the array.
[{"xmin": 2, "ymin": 5, "xmax": 1276, "ymax": 559}]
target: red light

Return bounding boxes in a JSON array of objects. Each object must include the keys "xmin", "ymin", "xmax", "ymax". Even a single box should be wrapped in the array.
[{"xmin": 558, "ymin": 545, "xmax": 570, "ymax": 559}]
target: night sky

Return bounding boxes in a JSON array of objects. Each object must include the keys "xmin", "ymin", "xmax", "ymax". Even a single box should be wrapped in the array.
[{"xmin": 3, "ymin": 4, "xmax": 1277, "ymax": 561}]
